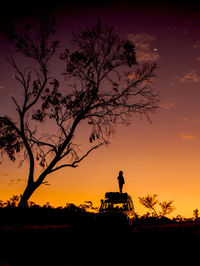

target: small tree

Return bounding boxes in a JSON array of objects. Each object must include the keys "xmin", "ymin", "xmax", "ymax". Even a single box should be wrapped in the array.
[
  {"xmin": 139, "ymin": 194, "xmax": 175, "ymax": 218},
  {"xmin": 65, "ymin": 203, "xmax": 85, "ymax": 213},
  {"xmin": 0, "ymin": 18, "xmax": 159, "ymax": 207},
  {"xmin": 4, "ymin": 195, "xmax": 20, "ymax": 208},
  {"xmin": 0, "ymin": 200, "xmax": 4, "ymax": 208},
  {"xmin": 139, "ymin": 194, "xmax": 159, "ymax": 217},
  {"xmin": 159, "ymin": 200, "xmax": 175, "ymax": 217},
  {"xmin": 193, "ymin": 208, "xmax": 199, "ymax": 221},
  {"xmin": 79, "ymin": 201, "xmax": 98, "ymax": 212}
]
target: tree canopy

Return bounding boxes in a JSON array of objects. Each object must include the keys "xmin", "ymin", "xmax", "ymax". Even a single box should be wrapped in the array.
[{"xmin": 0, "ymin": 18, "xmax": 159, "ymax": 207}]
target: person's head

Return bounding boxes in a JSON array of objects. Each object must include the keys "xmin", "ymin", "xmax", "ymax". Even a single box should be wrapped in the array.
[{"xmin": 119, "ymin": 170, "xmax": 123, "ymax": 176}]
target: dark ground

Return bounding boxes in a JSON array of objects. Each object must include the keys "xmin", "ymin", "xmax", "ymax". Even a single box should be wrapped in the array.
[
  {"xmin": 1, "ymin": 221, "xmax": 200, "ymax": 266},
  {"xmin": 0, "ymin": 208, "xmax": 200, "ymax": 265}
]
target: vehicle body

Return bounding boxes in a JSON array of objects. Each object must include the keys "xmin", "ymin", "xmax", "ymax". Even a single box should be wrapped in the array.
[{"xmin": 98, "ymin": 192, "xmax": 136, "ymax": 226}]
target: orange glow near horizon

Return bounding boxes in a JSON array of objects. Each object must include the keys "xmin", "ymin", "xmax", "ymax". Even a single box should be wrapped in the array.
[{"xmin": 1, "ymin": 112, "xmax": 200, "ymax": 218}]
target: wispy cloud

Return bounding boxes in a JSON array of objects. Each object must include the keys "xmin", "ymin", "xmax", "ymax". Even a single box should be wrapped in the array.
[
  {"xmin": 193, "ymin": 40, "xmax": 200, "ymax": 49},
  {"xmin": 8, "ymin": 178, "xmax": 22, "ymax": 186},
  {"xmin": 128, "ymin": 33, "xmax": 160, "ymax": 62},
  {"xmin": 160, "ymin": 102, "xmax": 175, "ymax": 110},
  {"xmin": 169, "ymin": 81, "xmax": 175, "ymax": 86},
  {"xmin": 0, "ymin": 85, "xmax": 4, "ymax": 89},
  {"xmin": 179, "ymin": 70, "xmax": 200, "ymax": 83},
  {"xmin": 183, "ymin": 117, "xmax": 200, "ymax": 124},
  {"xmin": 181, "ymin": 134, "xmax": 197, "ymax": 140}
]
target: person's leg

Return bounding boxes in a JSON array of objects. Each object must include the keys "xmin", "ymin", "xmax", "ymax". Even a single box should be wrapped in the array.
[{"xmin": 119, "ymin": 184, "xmax": 122, "ymax": 193}]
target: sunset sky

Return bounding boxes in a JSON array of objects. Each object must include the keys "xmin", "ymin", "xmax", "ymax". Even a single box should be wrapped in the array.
[{"xmin": 1, "ymin": 1, "xmax": 200, "ymax": 217}]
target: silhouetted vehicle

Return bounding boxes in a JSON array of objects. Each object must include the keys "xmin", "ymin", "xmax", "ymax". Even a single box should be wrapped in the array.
[{"xmin": 98, "ymin": 192, "xmax": 136, "ymax": 226}]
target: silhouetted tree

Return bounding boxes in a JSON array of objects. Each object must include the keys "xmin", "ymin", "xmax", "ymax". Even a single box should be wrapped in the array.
[
  {"xmin": 42, "ymin": 202, "xmax": 52, "ymax": 208},
  {"xmin": 79, "ymin": 201, "xmax": 98, "ymax": 212},
  {"xmin": 27, "ymin": 201, "xmax": 39, "ymax": 208},
  {"xmin": 139, "ymin": 194, "xmax": 175, "ymax": 218},
  {"xmin": 0, "ymin": 200, "xmax": 3, "ymax": 208},
  {"xmin": 173, "ymin": 214, "xmax": 186, "ymax": 223},
  {"xmin": 4, "ymin": 195, "xmax": 20, "ymax": 208},
  {"xmin": 65, "ymin": 203, "xmax": 85, "ymax": 212},
  {"xmin": 0, "ymin": 18, "xmax": 159, "ymax": 207},
  {"xmin": 139, "ymin": 194, "xmax": 159, "ymax": 217},
  {"xmin": 193, "ymin": 208, "xmax": 199, "ymax": 221},
  {"xmin": 159, "ymin": 200, "xmax": 175, "ymax": 217}
]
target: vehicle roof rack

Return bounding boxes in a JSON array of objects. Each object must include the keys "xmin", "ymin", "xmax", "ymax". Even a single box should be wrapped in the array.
[{"xmin": 105, "ymin": 192, "xmax": 128, "ymax": 200}]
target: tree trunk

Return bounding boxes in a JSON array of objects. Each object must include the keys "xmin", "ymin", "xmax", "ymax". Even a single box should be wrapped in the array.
[{"xmin": 18, "ymin": 183, "xmax": 37, "ymax": 208}]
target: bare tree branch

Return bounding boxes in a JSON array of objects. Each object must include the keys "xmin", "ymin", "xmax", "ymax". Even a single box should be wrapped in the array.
[{"xmin": 50, "ymin": 143, "xmax": 104, "ymax": 173}]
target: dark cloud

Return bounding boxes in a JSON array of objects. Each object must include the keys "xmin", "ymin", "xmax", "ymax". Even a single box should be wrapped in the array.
[{"xmin": 8, "ymin": 178, "xmax": 23, "ymax": 185}]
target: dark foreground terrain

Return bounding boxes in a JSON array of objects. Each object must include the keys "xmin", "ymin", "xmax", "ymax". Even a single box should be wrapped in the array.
[{"xmin": 0, "ymin": 210, "xmax": 200, "ymax": 266}]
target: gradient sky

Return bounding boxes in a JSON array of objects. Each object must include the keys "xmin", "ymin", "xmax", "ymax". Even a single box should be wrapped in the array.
[{"xmin": 1, "ymin": 1, "xmax": 200, "ymax": 217}]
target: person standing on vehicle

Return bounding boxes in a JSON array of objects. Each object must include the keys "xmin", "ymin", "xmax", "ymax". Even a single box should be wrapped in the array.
[{"xmin": 117, "ymin": 171, "xmax": 125, "ymax": 193}]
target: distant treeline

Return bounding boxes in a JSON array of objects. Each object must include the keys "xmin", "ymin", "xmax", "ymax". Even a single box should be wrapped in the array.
[
  {"xmin": 1, "ymin": 195, "xmax": 200, "ymax": 226},
  {"xmin": 0, "ymin": 195, "xmax": 98, "ymax": 226},
  {"xmin": 0, "ymin": 195, "xmax": 97, "ymax": 211},
  {"xmin": 0, "ymin": 206, "xmax": 97, "ymax": 226}
]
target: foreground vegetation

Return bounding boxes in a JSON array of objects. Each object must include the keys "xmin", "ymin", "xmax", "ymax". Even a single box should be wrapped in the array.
[
  {"xmin": 1, "ymin": 209, "xmax": 200, "ymax": 265},
  {"xmin": 1, "ymin": 196, "xmax": 200, "ymax": 265},
  {"xmin": 0, "ymin": 195, "xmax": 199, "ymax": 226}
]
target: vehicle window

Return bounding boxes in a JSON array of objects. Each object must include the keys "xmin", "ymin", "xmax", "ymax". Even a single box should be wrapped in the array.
[
  {"xmin": 113, "ymin": 203, "xmax": 127, "ymax": 210},
  {"xmin": 101, "ymin": 202, "xmax": 129, "ymax": 211}
]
